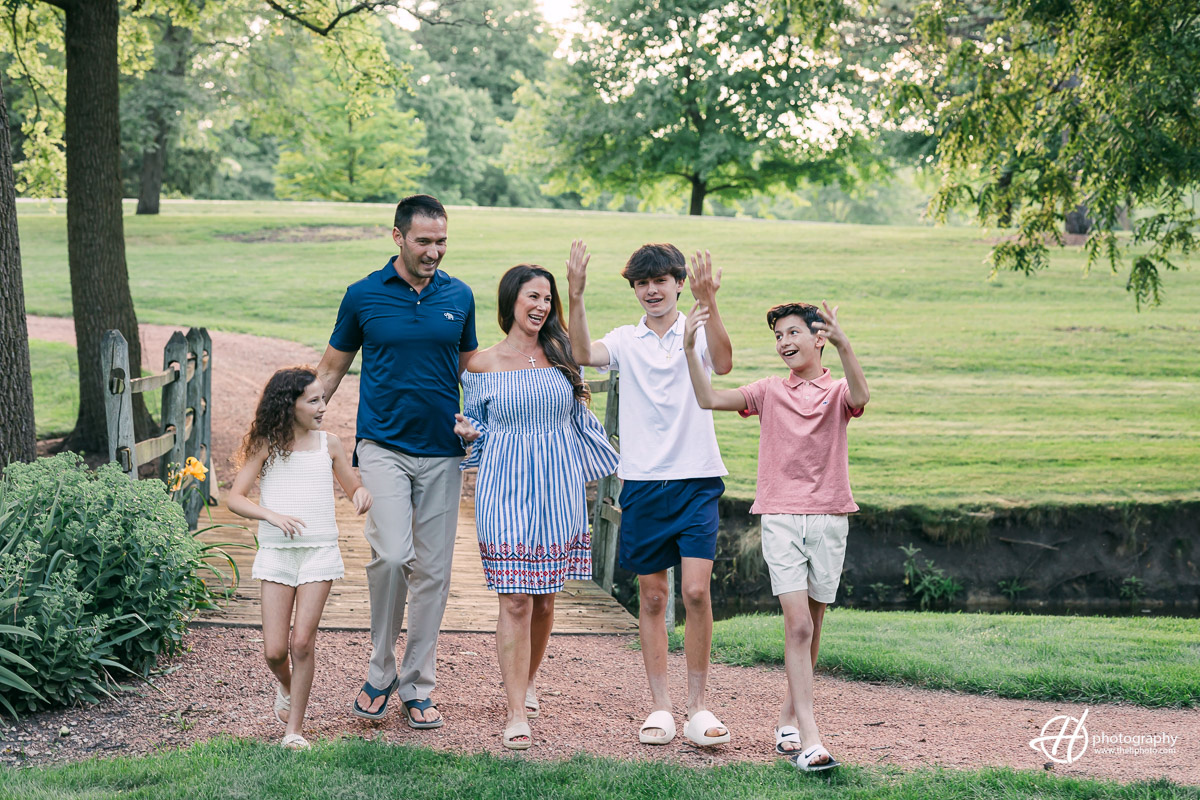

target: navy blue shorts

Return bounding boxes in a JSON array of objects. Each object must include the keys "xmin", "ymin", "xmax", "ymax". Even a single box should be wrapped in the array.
[{"xmin": 618, "ymin": 477, "xmax": 725, "ymax": 576}]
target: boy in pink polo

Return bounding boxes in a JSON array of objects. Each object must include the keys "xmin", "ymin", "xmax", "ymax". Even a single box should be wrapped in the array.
[{"xmin": 682, "ymin": 300, "xmax": 870, "ymax": 772}]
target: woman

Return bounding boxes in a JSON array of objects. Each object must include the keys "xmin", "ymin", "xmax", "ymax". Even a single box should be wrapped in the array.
[{"xmin": 454, "ymin": 257, "xmax": 618, "ymax": 750}]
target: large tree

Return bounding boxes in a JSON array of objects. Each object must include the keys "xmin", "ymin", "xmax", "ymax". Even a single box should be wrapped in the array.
[
  {"xmin": 6, "ymin": 0, "xmax": 402, "ymax": 452},
  {"xmin": 512, "ymin": 0, "xmax": 877, "ymax": 215},
  {"xmin": 52, "ymin": 0, "xmax": 153, "ymax": 451},
  {"xmin": 898, "ymin": 0, "xmax": 1200, "ymax": 306},
  {"xmin": 0, "ymin": 75, "xmax": 37, "ymax": 466},
  {"xmin": 123, "ymin": 16, "xmax": 195, "ymax": 215}
]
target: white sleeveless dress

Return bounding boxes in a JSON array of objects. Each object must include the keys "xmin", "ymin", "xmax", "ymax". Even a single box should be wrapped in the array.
[{"xmin": 251, "ymin": 431, "xmax": 345, "ymax": 586}]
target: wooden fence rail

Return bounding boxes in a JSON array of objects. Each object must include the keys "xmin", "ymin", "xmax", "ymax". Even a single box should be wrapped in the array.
[
  {"xmin": 585, "ymin": 373, "xmax": 677, "ymax": 627},
  {"xmin": 101, "ymin": 327, "xmax": 213, "ymax": 528}
]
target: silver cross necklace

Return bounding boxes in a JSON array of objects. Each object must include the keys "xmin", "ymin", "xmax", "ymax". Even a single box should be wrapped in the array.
[{"xmin": 503, "ymin": 339, "xmax": 538, "ymax": 366}]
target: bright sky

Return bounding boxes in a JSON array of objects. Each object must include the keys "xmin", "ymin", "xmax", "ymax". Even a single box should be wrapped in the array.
[{"xmin": 537, "ymin": 0, "xmax": 577, "ymax": 26}]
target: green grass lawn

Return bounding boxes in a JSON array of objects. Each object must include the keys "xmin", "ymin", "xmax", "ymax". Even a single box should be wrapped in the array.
[
  {"xmin": 1, "ymin": 737, "xmax": 1194, "ymax": 799},
  {"xmin": 28, "ymin": 339, "xmax": 78, "ymax": 437},
  {"xmin": 28, "ymin": 338, "xmax": 162, "ymax": 440},
  {"xmin": 692, "ymin": 610, "xmax": 1200, "ymax": 708},
  {"xmin": 18, "ymin": 199, "xmax": 1200, "ymax": 507}
]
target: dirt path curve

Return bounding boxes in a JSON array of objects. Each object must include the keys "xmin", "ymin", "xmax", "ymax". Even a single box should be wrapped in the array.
[
  {"xmin": 27, "ymin": 316, "xmax": 358, "ymax": 489},
  {"xmin": 18, "ymin": 316, "xmax": 1198, "ymax": 786}
]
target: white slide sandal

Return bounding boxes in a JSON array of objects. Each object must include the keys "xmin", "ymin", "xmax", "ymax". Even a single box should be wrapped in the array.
[
  {"xmin": 775, "ymin": 725, "xmax": 802, "ymax": 754},
  {"xmin": 793, "ymin": 743, "xmax": 839, "ymax": 771},
  {"xmin": 684, "ymin": 709, "xmax": 731, "ymax": 746},
  {"xmin": 638, "ymin": 709, "xmax": 676, "ymax": 745}
]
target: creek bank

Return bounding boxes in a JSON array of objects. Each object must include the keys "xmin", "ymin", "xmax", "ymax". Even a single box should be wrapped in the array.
[{"xmin": 613, "ymin": 500, "xmax": 1200, "ymax": 616}]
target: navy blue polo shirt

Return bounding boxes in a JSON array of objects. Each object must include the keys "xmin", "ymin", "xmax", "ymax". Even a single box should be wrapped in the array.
[{"xmin": 329, "ymin": 258, "xmax": 478, "ymax": 457}]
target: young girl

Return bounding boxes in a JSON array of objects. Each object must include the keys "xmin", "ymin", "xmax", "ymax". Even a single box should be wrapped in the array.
[{"xmin": 228, "ymin": 366, "xmax": 372, "ymax": 750}]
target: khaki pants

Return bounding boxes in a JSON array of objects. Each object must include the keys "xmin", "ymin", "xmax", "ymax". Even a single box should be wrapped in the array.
[{"xmin": 357, "ymin": 440, "xmax": 462, "ymax": 702}]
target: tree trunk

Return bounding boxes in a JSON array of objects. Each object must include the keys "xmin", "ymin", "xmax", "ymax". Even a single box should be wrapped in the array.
[
  {"xmin": 135, "ymin": 21, "xmax": 192, "ymax": 216},
  {"xmin": 59, "ymin": 0, "xmax": 154, "ymax": 453},
  {"xmin": 1065, "ymin": 202, "xmax": 1092, "ymax": 235},
  {"xmin": 0, "ymin": 76, "xmax": 37, "ymax": 466},
  {"xmin": 136, "ymin": 122, "xmax": 167, "ymax": 215},
  {"xmin": 688, "ymin": 174, "xmax": 707, "ymax": 216}
]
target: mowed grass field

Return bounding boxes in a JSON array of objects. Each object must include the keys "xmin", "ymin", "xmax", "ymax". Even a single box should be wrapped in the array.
[
  {"xmin": 18, "ymin": 199, "xmax": 1200, "ymax": 508},
  {"xmin": 2, "ymin": 738, "xmax": 1196, "ymax": 799}
]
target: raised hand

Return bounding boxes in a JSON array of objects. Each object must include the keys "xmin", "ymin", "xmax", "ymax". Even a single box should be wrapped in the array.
[
  {"xmin": 688, "ymin": 250, "xmax": 722, "ymax": 305},
  {"xmin": 454, "ymin": 412, "xmax": 482, "ymax": 443},
  {"xmin": 566, "ymin": 239, "xmax": 591, "ymax": 299},
  {"xmin": 683, "ymin": 301, "xmax": 710, "ymax": 349},
  {"xmin": 811, "ymin": 301, "xmax": 848, "ymax": 349},
  {"xmin": 268, "ymin": 512, "xmax": 306, "ymax": 539}
]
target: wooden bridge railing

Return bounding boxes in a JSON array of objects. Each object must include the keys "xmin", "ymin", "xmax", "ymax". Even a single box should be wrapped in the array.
[
  {"xmin": 586, "ymin": 372, "xmax": 677, "ymax": 627},
  {"xmin": 101, "ymin": 327, "xmax": 213, "ymax": 528}
]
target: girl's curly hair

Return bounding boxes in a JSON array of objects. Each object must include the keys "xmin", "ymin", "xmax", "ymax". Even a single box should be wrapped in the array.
[{"xmin": 237, "ymin": 366, "xmax": 318, "ymax": 472}]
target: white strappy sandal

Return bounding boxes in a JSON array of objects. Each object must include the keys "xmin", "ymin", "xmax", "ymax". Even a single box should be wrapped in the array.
[
  {"xmin": 273, "ymin": 685, "xmax": 291, "ymax": 726},
  {"xmin": 281, "ymin": 733, "xmax": 310, "ymax": 750}
]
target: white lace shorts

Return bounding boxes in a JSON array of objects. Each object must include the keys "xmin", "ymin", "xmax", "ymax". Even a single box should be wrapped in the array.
[{"xmin": 252, "ymin": 545, "xmax": 344, "ymax": 586}]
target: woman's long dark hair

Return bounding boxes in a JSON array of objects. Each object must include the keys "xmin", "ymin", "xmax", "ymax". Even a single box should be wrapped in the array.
[
  {"xmin": 238, "ymin": 366, "xmax": 318, "ymax": 471},
  {"xmin": 497, "ymin": 265, "xmax": 589, "ymax": 403}
]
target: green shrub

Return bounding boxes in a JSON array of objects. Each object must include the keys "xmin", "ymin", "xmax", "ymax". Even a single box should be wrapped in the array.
[
  {"xmin": 0, "ymin": 453, "xmax": 216, "ymax": 718},
  {"xmin": 900, "ymin": 543, "xmax": 964, "ymax": 610}
]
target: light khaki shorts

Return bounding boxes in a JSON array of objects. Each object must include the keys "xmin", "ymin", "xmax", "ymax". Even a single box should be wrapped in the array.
[{"xmin": 760, "ymin": 514, "xmax": 849, "ymax": 603}]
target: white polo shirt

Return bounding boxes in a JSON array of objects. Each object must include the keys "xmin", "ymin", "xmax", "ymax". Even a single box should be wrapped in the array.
[{"xmin": 599, "ymin": 312, "xmax": 728, "ymax": 481}]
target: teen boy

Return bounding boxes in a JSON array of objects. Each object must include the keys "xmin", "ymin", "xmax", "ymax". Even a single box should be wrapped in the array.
[
  {"xmin": 566, "ymin": 239, "xmax": 734, "ymax": 747},
  {"xmin": 682, "ymin": 300, "xmax": 869, "ymax": 771}
]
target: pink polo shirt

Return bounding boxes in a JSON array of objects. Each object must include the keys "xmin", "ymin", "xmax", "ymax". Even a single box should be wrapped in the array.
[{"xmin": 737, "ymin": 368, "xmax": 864, "ymax": 515}]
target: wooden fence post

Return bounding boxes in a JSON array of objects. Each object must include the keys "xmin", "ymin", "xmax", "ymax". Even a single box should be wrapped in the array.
[
  {"xmin": 591, "ymin": 373, "xmax": 623, "ymax": 594},
  {"xmin": 159, "ymin": 332, "xmax": 188, "ymax": 484},
  {"xmin": 183, "ymin": 328, "xmax": 205, "ymax": 526},
  {"xmin": 101, "ymin": 330, "xmax": 136, "ymax": 476},
  {"xmin": 101, "ymin": 327, "xmax": 216, "ymax": 528},
  {"xmin": 199, "ymin": 328, "xmax": 215, "ymax": 504}
]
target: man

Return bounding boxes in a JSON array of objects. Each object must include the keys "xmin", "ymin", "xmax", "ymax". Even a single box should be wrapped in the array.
[
  {"xmin": 567, "ymin": 240, "xmax": 733, "ymax": 746},
  {"xmin": 317, "ymin": 194, "xmax": 477, "ymax": 727}
]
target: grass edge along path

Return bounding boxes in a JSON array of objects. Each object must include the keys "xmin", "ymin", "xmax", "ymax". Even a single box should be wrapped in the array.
[
  {"xmin": 684, "ymin": 610, "xmax": 1200, "ymax": 709},
  {"xmin": 0, "ymin": 738, "xmax": 1195, "ymax": 799}
]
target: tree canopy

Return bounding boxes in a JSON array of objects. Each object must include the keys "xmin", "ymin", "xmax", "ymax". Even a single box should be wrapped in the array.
[
  {"xmin": 512, "ymin": 0, "xmax": 880, "ymax": 215},
  {"xmin": 898, "ymin": 0, "xmax": 1200, "ymax": 306}
]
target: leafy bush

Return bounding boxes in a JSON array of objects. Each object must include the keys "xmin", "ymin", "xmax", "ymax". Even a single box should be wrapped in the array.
[{"xmin": 0, "ymin": 454, "xmax": 217, "ymax": 718}]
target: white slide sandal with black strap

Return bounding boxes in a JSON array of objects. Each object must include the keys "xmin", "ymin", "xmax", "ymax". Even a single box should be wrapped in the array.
[
  {"xmin": 792, "ymin": 743, "xmax": 839, "ymax": 771},
  {"xmin": 775, "ymin": 725, "xmax": 802, "ymax": 754}
]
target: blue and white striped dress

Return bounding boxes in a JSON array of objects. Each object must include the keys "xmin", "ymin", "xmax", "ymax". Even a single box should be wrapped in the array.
[{"xmin": 461, "ymin": 367, "xmax": 618, "ymax": 594}]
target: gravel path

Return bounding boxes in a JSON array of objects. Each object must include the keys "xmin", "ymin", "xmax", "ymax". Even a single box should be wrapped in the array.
[
  {"xmin": 18, "ymin": 316, "xmax": 1198, "ymax": 786},
  {"xmin": 2, "ymin": 628, "xmax": 1195, "ymax": 785}
]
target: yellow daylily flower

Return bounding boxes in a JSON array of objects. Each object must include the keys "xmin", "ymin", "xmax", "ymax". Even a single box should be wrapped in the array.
[{"xmin": 181, "ymin": 456, "xmax": 209, "ymax": 483}]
